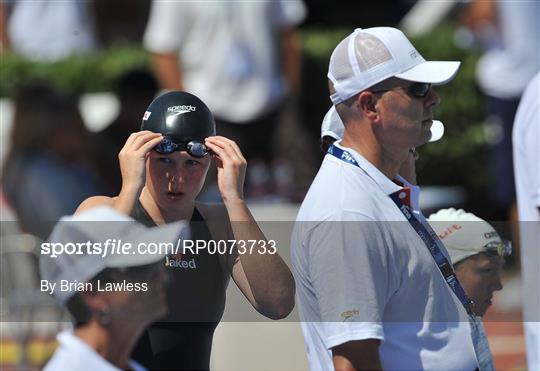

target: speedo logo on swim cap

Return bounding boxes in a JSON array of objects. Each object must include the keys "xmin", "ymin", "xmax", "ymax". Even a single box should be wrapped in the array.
[{"xmin": 167, "ymin": 105, "xmax": 197, "ymax": 115}]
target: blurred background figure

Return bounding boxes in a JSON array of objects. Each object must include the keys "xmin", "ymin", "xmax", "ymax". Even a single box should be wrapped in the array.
[
  {"xmin": 0, "ymin": 0, "xmax": 97, "ymax": 61},
  {"xmin": 1, "ymin": 83, "xmax": 103, "ymax": 239},
  {"xmin": 142, "ymin": 0, "xmax": 307, "ymax": 201},
  {"xmin": 92, "ymin": 0, "xmax": 151, "ymax": 46},
  {"xmin": 512, "ymin": 72, "xmax": 540, "ymax": 371},
  {"xmin": 93, "ymin": 68, "xmax": 158, "ymax": 196},
  {"xmin": 41, "ymin": 206, "xmax": 187, "ymax": 371},
  {"xmin": 471, "ymin": 0, "xmax": 539, "ymax": 222},
  {"xmin": 429, "ymin": 208, "xmax": 511, "ymax": 370}
]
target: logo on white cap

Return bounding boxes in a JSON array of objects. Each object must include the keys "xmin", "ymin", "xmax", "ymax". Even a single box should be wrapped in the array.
[{"xmin": 408, "ymin": 49, "xmax": 419, "ymax": 59}]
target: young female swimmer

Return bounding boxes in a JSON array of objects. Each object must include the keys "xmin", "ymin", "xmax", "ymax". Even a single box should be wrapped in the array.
[{"xmin": 76, "ymin": 91, "xmax": 295, "ymax": 370}]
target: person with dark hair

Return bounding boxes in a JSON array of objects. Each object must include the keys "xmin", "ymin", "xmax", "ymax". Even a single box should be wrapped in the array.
[
  {"xmin": 1, "ymin": 83, "xmax": 102, "ymax": 239},
  {"xmin": 76, "ymin": 91, "xmax": 295, "ymax": 370},
  {"xmin": 93, "ymin": 68, "xmax": 159, "ymax": 195},
  {"xmin": 41, "ymin": 206, "xmax": 188, "ymax": 371}
]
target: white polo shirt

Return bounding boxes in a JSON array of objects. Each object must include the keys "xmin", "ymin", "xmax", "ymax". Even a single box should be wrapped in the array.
[
  {"xmin": 143, "ymin": 1, "xmax": 306, "ymax": 123},
  {"xmin": 7, "ymin": 0, "xmax": 96, "ymax": 61},
  {"xmin": 44, "ymin": 330, "xmax": 146, "ymax": 371},
  {"xmin": 291, "ymin": 142, "xmax": 478, "ymax": 370}
]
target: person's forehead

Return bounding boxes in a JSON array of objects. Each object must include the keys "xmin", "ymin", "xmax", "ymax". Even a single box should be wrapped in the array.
[
  {"xmin": 370, "ymin": 76, "xmax": 416, "ymax": 90},
  {"xmin": 473, "ymin": 252, "xmax": 505, "ymax": 267}
]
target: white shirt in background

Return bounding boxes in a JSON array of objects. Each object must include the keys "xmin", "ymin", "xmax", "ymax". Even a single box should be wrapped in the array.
[
  {"xmin": 7, "ymin": 0, "xmax": 95, "ymax": 61},
  {"xmin": 143, "ymin": 1, "xmax": 306, "ymax": 123},
  {"xmin": 44, "ymin": 330, "xmax": 146, "ymax": 371},
  {"xmin": 475, "ymin": 1, "xmax": 539, "ymax": 99}
]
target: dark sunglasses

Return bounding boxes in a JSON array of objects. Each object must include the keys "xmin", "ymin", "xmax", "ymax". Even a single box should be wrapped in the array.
[
  {"xmin": 371, "ymin": 82, "xmax": 432, "ymax": 98},
  {"xmin": 154, "ymin": 138, "xmax": 209, "ymax": 158}
]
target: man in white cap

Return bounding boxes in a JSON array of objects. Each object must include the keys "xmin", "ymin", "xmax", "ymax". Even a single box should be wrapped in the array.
[
  {"xmin": 291, "ymin": 27, "xmax": 483, "ymax": 370},
  {"xmin": 41, "ymin": 206, "xmax": 189, "ymax": 371}
]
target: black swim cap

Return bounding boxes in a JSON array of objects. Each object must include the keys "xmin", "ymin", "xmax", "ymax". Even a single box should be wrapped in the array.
[{"xmin": 140, "ymin": 91, "xmax": 216, "ymax": 143}]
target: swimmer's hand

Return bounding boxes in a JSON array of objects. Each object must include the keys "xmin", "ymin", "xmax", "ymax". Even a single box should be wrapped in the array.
[
  {"xmin": 205, "ymin": 136, "xmax": 247, "ymax": 203},
  {"xmin": 118, "ymin": 131, "xmax": 163, "ymax": 194}
]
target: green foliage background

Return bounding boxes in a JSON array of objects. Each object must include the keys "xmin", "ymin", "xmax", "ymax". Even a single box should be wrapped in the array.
[{"xmin": 0, "ymin": 24, "xmax": 492, "ymax": 212}]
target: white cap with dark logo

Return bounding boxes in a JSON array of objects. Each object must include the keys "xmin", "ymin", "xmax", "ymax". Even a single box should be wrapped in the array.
[
  {"xmin": 328, "ymin": 27, "xmax": 461, "ymax": 105},
  {"xmin": 428, "ymin": 208, "xmax": 511, "ymax": 265}
]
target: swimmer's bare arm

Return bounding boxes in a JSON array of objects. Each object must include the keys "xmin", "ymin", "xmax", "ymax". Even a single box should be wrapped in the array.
[
  {"xmin": 205, "ymin": 136, "xmax": 295, "ymax": 320},
  {"xmin": 76, "ymin": 131, "xmax": 163, "ymax": 215}
]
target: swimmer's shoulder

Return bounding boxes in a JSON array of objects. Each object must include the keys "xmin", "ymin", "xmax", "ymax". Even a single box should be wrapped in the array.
[{"xmin": 75, "ymin": 196, "xmax": 115, "ymax": 214}]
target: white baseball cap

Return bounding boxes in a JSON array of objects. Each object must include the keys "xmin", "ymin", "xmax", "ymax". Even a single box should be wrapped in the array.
[
  {"xmin": 428, "ymin": 208, "xmax": 511, "ymax": 265},
  {"xmin": 40, "ymin": 206, "xmax": 190, "ymax": 304},
  {"xmin": 320, "ymin": 106, "xmax": 345, "ymax": 140},
  {"xmin": 321, "ymin": 105, "xmax": 444, "ymax": 142},
  {"xmin": 328, "ymin": 27, "xmax": 461, "ymax": 105}
]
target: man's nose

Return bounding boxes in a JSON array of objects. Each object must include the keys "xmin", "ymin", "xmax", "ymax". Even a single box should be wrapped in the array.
[
  {"xmin": 493, "ymin": 275, "xmax": 503, "ymax": 292},
  {"xmin": 425, "ymin": 86, "xmax": 441, "ymax": 108}
]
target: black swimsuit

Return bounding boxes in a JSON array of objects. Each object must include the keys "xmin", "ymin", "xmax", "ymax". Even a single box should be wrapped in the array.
[{"xmin": 131, "ymin": 201, "xmax": 227, "ymax": 370}]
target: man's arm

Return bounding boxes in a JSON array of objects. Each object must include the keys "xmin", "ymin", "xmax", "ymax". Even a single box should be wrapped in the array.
[
  {"xmin": 280, "ymin": 27, "xmax": 302, "ymax": 95},
  {"xmin": 0, "ymin": 3, "xmax": 10, "ymax": 51},
  {"xmin": 307, "ymin": 214, "xmax": 390, "ymax": 368},
  {"xmin": 143, "ymin": 0, "xmax": 185, "ymax": 92},
  {"xmin": 332, "ymin": 339, "xmax": 382, "ymax": 371},
  {"xmin": 151, "ymin": 52, "xmax": 183, "ymax": 91}
]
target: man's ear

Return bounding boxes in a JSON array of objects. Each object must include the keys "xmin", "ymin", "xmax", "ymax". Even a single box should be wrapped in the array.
[{"xmin": 357, "ymin": 92, "xmax": 379, "ymax": 122}]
